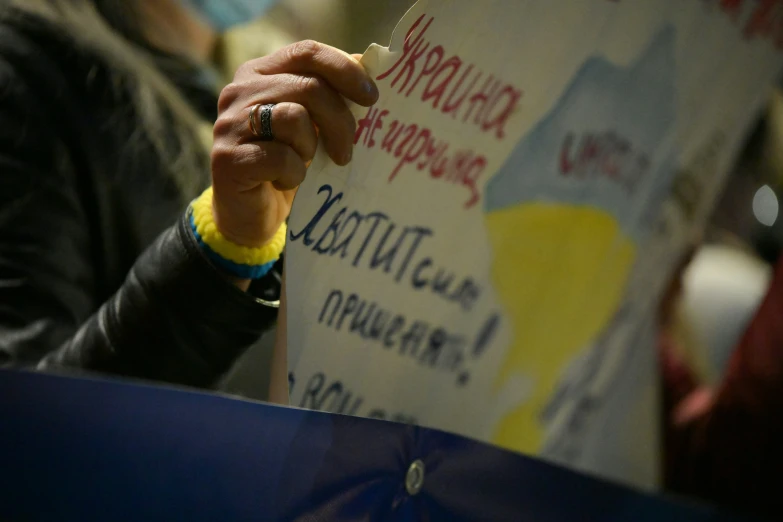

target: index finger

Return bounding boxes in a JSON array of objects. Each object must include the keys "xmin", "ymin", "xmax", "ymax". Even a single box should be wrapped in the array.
[{"xmin": 245, "ymin": 40, "xmax": 379, "ymax": 107}]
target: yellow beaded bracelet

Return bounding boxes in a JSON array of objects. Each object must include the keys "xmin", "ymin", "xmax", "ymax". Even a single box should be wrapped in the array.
[{"xmin": 190, "ymin": 186, "xmax": 286, "ymax": 267}]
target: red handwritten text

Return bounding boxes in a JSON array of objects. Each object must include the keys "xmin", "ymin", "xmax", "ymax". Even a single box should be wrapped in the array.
[
  {"xmin": 720, "ymin": 0, "xmax": 783, "ymax": 49},
  {"xmin": 376, "ymin": 14, "xmax": 522, "ymax": 141},
  {"xmin": 356, "ymin": 106, "xmax": 487, "ymax": 208}
]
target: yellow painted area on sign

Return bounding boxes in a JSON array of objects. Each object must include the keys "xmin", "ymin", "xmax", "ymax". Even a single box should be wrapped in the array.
[{"xmin": 484, "ymin": 203, "xmax": 635, "ymax": 454}]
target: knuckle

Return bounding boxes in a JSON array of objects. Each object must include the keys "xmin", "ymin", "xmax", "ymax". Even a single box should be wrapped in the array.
[
  {"xmin": 295, "ymin": 74, "xmax": 322, "ymax": 98},
  {"xmin": 210, "ymin": 143, "xmax": 237, "ymax": 173},
  {"xmin": 279, "ymin": 103, "xmax": 309, "ymax": 128},
  {"xmin": 233, "ymin": 59, "xmax": 257, "ymax": 81},
  {"xmin": 217, "ymin": 82, "xmax": 244, "ymax": 113},
  {"xmin": 288, "ymin": 39, "xmax": 322, "ymax": 64},
  {"xmin": 212, "ymin": 114, "xmax": 235, "ymax": 137}
]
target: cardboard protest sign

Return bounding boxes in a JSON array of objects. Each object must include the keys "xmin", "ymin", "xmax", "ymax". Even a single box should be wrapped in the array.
[{"xmin": 285, "ymin": 0, "xmax": 783, "ymax": 488}]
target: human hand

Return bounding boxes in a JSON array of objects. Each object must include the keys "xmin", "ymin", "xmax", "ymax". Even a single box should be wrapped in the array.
[{"xmin": 211, "ymin": 41, "xmax": 378, "ymax": 249}]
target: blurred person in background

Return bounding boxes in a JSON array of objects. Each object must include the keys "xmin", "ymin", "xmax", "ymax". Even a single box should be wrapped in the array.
[
  {"xmin": 661, "ymin": 243, "xmax": 783, "ymax": 521},
  {"xmin": 0, "ymin": 0, "xmax": 377, "ymax": 387},
  {"xmin": 218, "ymin": 0, "xmax": 417, "ymax": 73},
  {"xmin": 679, "ymin": 239, "xmax": 771, "ymax": 383},
  {"xmin": 659, "ymin": 100, "xmax": 783, "ymax": 519}
]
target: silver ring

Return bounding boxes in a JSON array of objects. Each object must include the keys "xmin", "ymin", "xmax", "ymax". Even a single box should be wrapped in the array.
[{"xmin": 249, "ymin": 103, "xmax": 275, "ymax": 141}]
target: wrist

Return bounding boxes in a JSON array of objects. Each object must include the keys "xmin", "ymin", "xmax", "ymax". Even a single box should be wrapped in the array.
[
  {"xmin": 212, "ymin": 194, "xmax": 281, "ymax": 248},
  {"xmin": 190, "ymin": 187, "xmax": 285, "ymax": 281}
]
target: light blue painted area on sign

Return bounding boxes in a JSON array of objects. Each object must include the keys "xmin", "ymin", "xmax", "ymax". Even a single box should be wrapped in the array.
[{"xmin": 484, "ymin": 26, "xmax": 679, "ymax": 243}]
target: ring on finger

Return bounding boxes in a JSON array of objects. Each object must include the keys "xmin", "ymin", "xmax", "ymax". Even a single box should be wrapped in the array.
[{"xmin": 249, "ymin": 103, "xmax": 276, "ymax": 141}]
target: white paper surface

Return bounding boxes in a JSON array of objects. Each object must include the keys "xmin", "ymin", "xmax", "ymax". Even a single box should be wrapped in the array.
[{"xmin": 285, "ymin": 0, "xmax": 783, "ymax": 489}]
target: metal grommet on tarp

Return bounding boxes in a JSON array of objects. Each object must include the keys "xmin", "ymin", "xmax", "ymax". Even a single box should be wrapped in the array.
[{"xmin": 405, "ymin": 459, "xmax": 425, "ymax": 496}]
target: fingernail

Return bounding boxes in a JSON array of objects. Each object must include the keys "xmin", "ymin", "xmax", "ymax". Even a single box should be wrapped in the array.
[
  {"xmin": 344, "ymin": 149, "xmax": 353, "ymax": 164},
  {"xmin": 363, "ymin": 80, "xmax": 379, "ymax": 98}
]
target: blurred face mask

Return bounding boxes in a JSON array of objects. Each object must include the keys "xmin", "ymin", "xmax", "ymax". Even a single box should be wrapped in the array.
[{"xmin": 182, "ymin": 0, "xmax": 278, "ymax": 31}]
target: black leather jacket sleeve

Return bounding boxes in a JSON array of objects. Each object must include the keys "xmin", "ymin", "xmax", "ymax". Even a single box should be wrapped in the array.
[
  {"xmin": 35, "ymin": 214, "xmax": 280, "ymax": 387},
  {"xmin": 0, "ymin": 34, "xmax": 278, "ymax": 388}
]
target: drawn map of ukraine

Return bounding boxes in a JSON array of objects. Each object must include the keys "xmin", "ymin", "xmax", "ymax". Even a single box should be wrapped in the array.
[{"xmin": 483, "ymin": 26, "xmax": 678, "ymax": 454}]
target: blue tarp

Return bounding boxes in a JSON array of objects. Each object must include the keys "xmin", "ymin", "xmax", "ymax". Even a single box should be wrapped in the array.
[{"xmin": 0, "ymin": 369, "xmax": 748, "ymax": 521}]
